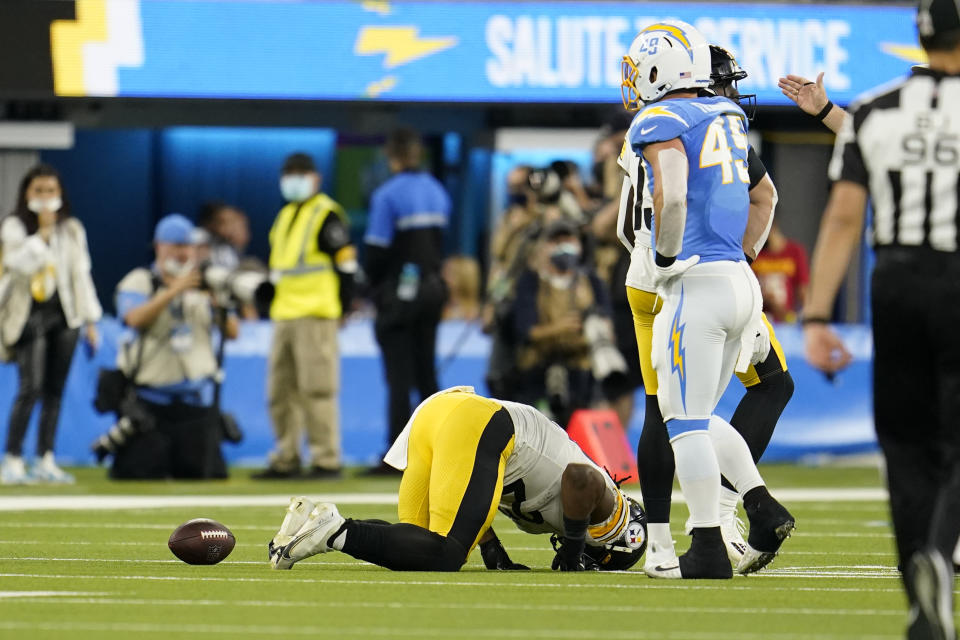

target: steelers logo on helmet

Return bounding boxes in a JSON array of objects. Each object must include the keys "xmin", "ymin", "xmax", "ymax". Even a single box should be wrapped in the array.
[
  {"xmin": 582, "ymin": 495, "xmax": 648, "ymax": 571},
  {"xmin": 625, "ymin": 519, "xmax": 646, "ymax": 550},
  {"xmin": 620, "ymin": 19, "xmax": 712, "ymax": 111}
]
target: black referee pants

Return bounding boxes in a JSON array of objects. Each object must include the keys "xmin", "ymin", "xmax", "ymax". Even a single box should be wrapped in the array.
[
  {"xmin": 872, "ymin": 249, "xmax": 960, "ymax": 576},
  {"xmin": 374, "ymin": 299, "xmax": 443, "ymax": 449}
]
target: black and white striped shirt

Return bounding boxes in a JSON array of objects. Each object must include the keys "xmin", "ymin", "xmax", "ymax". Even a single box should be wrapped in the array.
[{"xmin": 829, "ymin": 67, "xmax": 960, "ymax": 252}]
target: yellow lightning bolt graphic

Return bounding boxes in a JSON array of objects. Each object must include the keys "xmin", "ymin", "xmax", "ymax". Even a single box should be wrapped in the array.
[
  {"xmin": 50, "ymin": 0, "xmax": 109, "ymax": 96},
  {"xmin": 671, "ymin": 317, "xmax": 684, "ymax": 379},
  {"xmin": 642, "ymin": 23, "xmax": 692, "ymax": 50},
  {"xmin": 881, "ymin": 43, "xmax": 929, "ymax": 64},
  {"xmin": 361, "ymin": 1, "xmax": 392, "ymax": 16},
  {"xmin": 365, "ymin": 76, "xmax": 398, "ymax": 98},
  {"xmin": 638, "ymin": 105, "xmax": 688, "ymax": 126},
  {"xmin": 355, "ymin": 26, "xmax": 458, "ymax": 69}
]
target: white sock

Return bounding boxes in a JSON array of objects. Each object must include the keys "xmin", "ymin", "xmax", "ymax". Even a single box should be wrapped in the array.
[
  {"xmin": 329, "ymin": 528, "xmax": 347, "ymax": 551},
  {"xmin": 719, "ymin": 486, "xmax": 739, "ymax": 522},
  {"xmin": 670, "ymin": 431, "xmax": 720, "ymax": 528},
  {"xmin": 709, "ymin": 416, "xmax": 764, "ymax": 495},
  {"xmin": 647, "ymin": 522, "xmax": 673, "ymax": 550}
]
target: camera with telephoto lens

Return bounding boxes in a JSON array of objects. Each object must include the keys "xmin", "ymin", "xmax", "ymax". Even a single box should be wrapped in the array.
[
  {"xmin": 526, "ymin": 168, "xmax": 563, "ymax": 205},
  {"xmin": 199, "ymin": 262, "xmax": 275, "ymax": 313},
  {"xmin": 91, "ymin": 398, "xmax": 156, "ymax": 463}
]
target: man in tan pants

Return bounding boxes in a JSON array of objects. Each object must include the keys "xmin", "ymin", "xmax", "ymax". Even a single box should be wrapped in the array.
[{"xmin": 255, "ymin": 153, "xmax": 356, "ymax": 479}]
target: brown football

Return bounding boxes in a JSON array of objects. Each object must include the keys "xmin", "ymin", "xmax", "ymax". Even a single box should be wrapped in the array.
[{"xmin": 168, "ymin": 518, "xmax": 235, "ymax": 565}]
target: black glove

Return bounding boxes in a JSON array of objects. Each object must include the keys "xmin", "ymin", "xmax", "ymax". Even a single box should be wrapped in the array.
[
  {"xmin": 550, "ymin": 534, "xmax": 599, "ymax": 572},
  {"xmin": 551, "ymin": 547, "xmax": 600, "ymax": 571},
  {"xmin": 480, "ymin": 536, "xmax": 530, "ymax": 570}
]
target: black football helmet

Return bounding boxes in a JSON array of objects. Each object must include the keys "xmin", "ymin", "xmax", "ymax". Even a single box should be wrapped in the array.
[
  {"xmin": 583, "ymin": 496, "xmax": 648, "ymax": 571},
  {"xmin": 709, "ymin": 44, "xmax": 757, "ymax": 120}
]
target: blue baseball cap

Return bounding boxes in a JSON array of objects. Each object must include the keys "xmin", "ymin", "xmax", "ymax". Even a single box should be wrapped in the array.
[{"xmin": 154, "ymin": 214, "xmax": 196, "ymax": 245}]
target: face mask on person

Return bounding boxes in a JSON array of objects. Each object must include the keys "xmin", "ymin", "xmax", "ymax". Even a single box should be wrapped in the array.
[
  {"xmin": 161, "ymin": 258, "xmax": 193, "ymax": 277},
  {"xmin": 549, "ymin": 242, "xmax": 581, "ymax": 272},
  {"xmin": 280, "ymin": 175, "xmax": 315, "ymax": 202},
  {"xmin": 27, "ymin": 197, "xmax": 62, "ymax": 215}
]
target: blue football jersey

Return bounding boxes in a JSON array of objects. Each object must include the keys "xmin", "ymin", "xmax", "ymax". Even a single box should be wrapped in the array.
[{"xmin": 626, "ymin": 96, "xmax": 751, "ymax": 263}]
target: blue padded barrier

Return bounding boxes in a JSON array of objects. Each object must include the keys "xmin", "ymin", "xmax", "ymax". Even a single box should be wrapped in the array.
[{"xmin": 0, "ymin": 319, "xmax": 875, "ymax": 466}]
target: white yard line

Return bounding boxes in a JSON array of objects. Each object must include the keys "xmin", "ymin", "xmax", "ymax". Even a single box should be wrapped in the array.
[
  {"xmin": 0, "ymin": 493, "xmax": 399, "ymax": 512},
  {"xmin": 0, "ymin": 487, "xmax": 888, "ymax": 512},
  {"xmin": 0, "ymin": 595, "xmax": 907, "ymax": 617},
  {"xmin": 0, "ymin": 557, "xmax": 904, "ymax": 579},
  {"xmin": 0, "ymin": 540, "xmax": 898, "ymax": 557},
  {"xmin": 0, "ymin": 621, "xmax": 902, "ymax": 640},
  {"xmin": 0, "ymin": 556, "xmax": 375, "ymax": 567},
  {"xmin": 0, "ymin": 572, "xmax": 905, "ymax": 592},
  {"xmin": 0, "ymin": 590, "xmax": 106, "ymax": 599}
]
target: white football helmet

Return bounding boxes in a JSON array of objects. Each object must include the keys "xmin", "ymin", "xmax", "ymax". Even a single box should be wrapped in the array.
[{"xmin": 621, "ymin": 20, "xmax": 712, "ymax": 111}]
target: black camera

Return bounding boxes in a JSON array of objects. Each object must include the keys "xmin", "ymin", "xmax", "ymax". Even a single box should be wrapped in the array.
[{"xmin": 91, "ymin": 396, "xmax": 156, "ymax": 463}]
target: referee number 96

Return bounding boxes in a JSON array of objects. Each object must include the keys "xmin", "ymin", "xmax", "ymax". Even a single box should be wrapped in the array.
[{"xmin": 902, "ymin": 133, "xmax": 959, "ymax": 166}]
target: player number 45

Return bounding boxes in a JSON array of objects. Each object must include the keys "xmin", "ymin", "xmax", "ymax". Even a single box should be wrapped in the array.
[{"xmin": 700, "ymin": 115, "xmax": 750, "ymax": 184}]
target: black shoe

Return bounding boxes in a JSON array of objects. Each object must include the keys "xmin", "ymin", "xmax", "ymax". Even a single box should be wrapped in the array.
[
  {"xmin": 306, "ymin": 466, "xmax": 343, "ymax": 480},
  {"xmin": 673, "ymin": 527, "xmax": 733, "ymax": 579},
  {"xmin": 738, "ymin": 487, "xmax": 796, "ymax": 574},
  {"xmin": 251, "ymin": 466, "xmax": 300, "ymax": 480},
  {"xmin": 907, "ymin": 551, "xmax": 957, "ymax": 640},
  {"xmin": 362, "ymin": 462, "xmax": 403, "ymax": 477}
]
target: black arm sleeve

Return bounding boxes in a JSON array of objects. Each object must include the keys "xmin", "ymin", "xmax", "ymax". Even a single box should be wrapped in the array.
[
  {"xmin": 317, "ymin": 214, "xmax": 355, "ymax": 312},
  {"xmin": 746, "ymin": 145, "xmax": 767, "ymax": 190}
]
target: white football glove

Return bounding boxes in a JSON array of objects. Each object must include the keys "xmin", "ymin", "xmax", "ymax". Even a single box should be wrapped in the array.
[
  {"xmin": 736, "ymin": 314, "xmax": 771, "ymax": 373},
  {"xmin": 652, "ymin": 255, "xmax": 700, "ymax": 291},
  {"xmin": 749, "ymin": 317, "xmax": 772, "ymax": 365}
]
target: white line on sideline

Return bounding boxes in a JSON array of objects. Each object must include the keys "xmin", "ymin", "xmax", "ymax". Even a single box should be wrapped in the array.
[{"xmin": 0, "ymin": 487, "xmax": 887, "ymax": 512}]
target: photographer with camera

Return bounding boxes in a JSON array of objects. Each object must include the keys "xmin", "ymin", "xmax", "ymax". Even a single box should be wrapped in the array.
[
  {"xmin": 104, "ymin": 214, "xmax": 237, "ymax": 479},
  {"xmin": 484, "ymin": 166, "xmax": 589, "ymax": 400},
  {"xmin": 510, "ymin": 220, "xmax": 626, "ymax": 427}
]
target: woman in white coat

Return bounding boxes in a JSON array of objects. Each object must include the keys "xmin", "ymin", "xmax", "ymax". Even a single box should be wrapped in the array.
[{"xmin": 0, "ymin": 164, "xmax": 101, "ymax": 484}]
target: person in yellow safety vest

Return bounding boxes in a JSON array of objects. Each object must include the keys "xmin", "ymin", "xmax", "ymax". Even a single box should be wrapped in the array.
[{"xmin": 253, "ymin": 152, "xmax": 357, "ymax": 480}]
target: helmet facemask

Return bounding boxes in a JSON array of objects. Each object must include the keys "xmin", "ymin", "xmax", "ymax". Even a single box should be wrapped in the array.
[{"xmin": 709, "ymin": 45, "xmax": 757, "ymax": 120}]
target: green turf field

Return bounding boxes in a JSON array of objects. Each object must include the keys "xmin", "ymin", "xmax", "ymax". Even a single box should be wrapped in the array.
[{"xmin": 0, "ymin": 464, "xmax": 932, "ymax": 640}]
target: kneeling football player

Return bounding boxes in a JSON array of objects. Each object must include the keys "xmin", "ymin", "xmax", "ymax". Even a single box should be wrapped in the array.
[{"xmin": 268, "ymin": 386, "xmax": 647, "ymax": 571}]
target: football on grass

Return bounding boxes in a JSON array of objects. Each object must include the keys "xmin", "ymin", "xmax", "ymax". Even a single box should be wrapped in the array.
[{"xmin": 168, "ymin": 518, "xmax": 235, "ymax": 565}]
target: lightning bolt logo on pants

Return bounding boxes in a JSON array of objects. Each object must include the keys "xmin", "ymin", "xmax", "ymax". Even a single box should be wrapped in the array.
[{"xmin": 668, "ymin": 286, "xmax": 687, "ymax": 412}]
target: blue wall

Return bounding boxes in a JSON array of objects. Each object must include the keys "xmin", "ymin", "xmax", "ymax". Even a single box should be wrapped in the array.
[{"xmin": 0, "ymin": 319, "xmax": 876, "ymax": 468}]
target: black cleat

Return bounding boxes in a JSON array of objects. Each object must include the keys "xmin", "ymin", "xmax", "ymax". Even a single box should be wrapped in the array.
[
  {"xmin": 738, "ymin": 489, "xmax": 795, "ymax": 574},
  {"xmin": 649, "ymin": 527, "xmax": 732, "ymax": 579}
]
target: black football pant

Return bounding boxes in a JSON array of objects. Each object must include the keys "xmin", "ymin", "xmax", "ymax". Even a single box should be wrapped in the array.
[
  {"xmin": 637, "ymin": 356, "xmax": 794, "ymax": 524},
  {"xmin": 375, "ymin": 303, "xmax": 443, "ymax": 450},
  {"xmin": 871, "ymin": 249, "xmax": 960, "ymax": 588},
  {"xmin": 5, "ymin": 324, "xmax": 79, "ymax": 457}
]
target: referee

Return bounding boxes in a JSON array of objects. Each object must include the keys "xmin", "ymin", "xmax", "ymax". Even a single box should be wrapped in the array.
[{"xmin": 803, "ymin": 1, "xmax": 960, "ymax": 637}]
